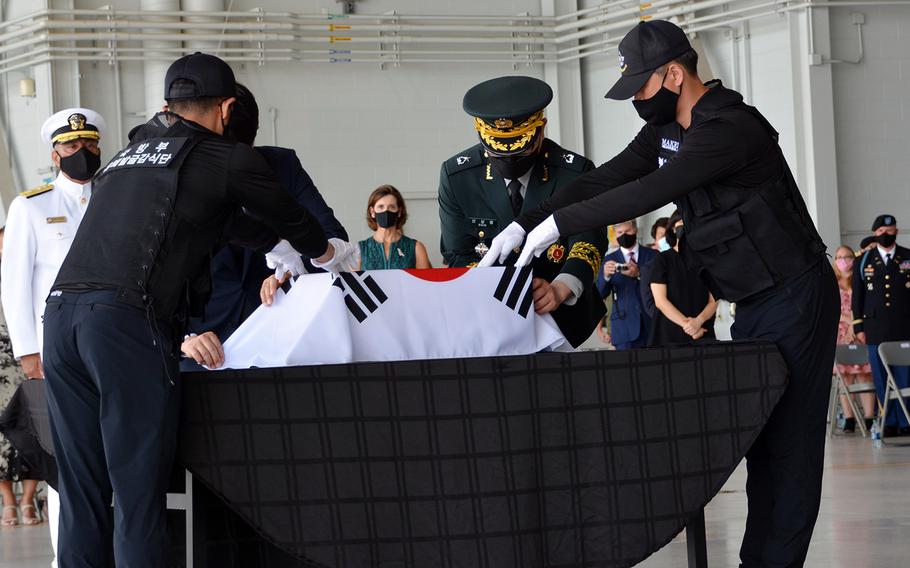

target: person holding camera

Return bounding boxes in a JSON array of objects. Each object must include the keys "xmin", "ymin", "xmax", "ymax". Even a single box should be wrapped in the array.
[{"xmin": 595, "ymin": 220, "xmax": 657, "ymax": 349}]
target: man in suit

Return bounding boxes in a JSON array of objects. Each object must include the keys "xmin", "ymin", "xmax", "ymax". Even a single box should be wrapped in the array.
[
  {"xmin": 852, "ymin": 214, "xmax": 910, "ymax": 436},
  {"xmin": 596, "ymin": 220, "xmax": 657, "ymax": 349},
  {"xmin": 438, "ymin": 76, "xmax": 607, "ymax": 347},
  {"xmin": 180, "ymin": 83, "xmax": 348, "ymax": 369}
]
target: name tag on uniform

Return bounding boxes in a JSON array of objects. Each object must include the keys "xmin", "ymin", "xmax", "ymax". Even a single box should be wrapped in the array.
[
  {"xmin": 46, "ymin": 216, "xmax": 67, "ymax": 224},
  {"xmin": 469, "ymin": 218, "xmax": 497, "ymax": 229}
]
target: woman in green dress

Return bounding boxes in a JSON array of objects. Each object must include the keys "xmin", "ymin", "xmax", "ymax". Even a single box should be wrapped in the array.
[{"xmin": 358, "ymin": 185, "xmax": 431, "ymax": 270}]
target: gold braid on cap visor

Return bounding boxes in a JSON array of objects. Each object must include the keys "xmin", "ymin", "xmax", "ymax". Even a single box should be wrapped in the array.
[
  {"xmin": 52, "ymin": 130, "xmax": 100, "ymax": 144},
  {"xmin": 474, "ymin": 111, "xmax": 545, "ymax": 153}
]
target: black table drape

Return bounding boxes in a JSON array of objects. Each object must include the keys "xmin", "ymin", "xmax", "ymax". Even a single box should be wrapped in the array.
[{"xmin": 180, "ymin": 341, "xmax": 787, "ymax": 568}]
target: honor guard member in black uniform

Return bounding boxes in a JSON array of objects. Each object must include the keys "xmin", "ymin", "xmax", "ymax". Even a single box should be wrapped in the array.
[
  {"xmin": 482, "ymin": 21, "xmax": 839, "ymax": 567},
  {"xmin": 852, "ymin": 214, "xmax": 910, "ymax": 436},
  {"xmin": 43, "ymin": 53, "xmax": 352, "ymax": 567},
  {"xmin": 438, "ymin": 76, "xmax": 607, "ymax": 347}
]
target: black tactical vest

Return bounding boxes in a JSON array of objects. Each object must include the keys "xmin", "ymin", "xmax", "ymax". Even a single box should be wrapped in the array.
[
  {"xmin": 677, "ymin": 106, "xmax": 826, "ymax": 302},
  {"xmin": 53, "ymin": 119, "xmax": 206, "ymax": 321}
]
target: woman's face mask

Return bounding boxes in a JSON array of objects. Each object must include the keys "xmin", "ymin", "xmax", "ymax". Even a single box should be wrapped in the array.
[
  {"xmin": 374, "ymin": 210, "xmax": 399, "ymax": 229},
  {"xmin": 657, "ymin": 237, "xmax": 671, "ymax": 252},
  {"xmin": 835, "ymin": 257, "xmax": 853, "ymax": 273}
]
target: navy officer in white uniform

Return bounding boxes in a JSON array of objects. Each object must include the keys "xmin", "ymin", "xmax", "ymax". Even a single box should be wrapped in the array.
[{"xmin": 0, "ymin": 107, "xmax": 106, "ymax": 568}]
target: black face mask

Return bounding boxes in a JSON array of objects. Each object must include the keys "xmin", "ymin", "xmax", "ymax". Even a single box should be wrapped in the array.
[
  {"xmin": 617, "ymin": 233, "xmax": 637, "ymax": 249},
  {"xmin": 667, "ymin": 225, "xmax": 684, "ymax": 248},
  {"xmin": 489, "ymin": 154, "xmax": 537, "ymax": 180},
  {"xmin": 631, "ymin": 71, "xmax": 680, "ymax": 126},
  {"xmin": 877, "ymin": 233, "xmax": 897, "ymax": 248},
  {"xmin": 375, "ymin": 210, "xmax": 399, "ymax": 229},
  {"xmin": 58, "ymin": 147, "xmax": 101, "ymax": 181}
]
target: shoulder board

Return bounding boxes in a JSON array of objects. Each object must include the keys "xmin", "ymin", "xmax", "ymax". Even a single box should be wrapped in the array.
[
  {"xmin": 19, "ymin": 183, "xmax": 53, "ymax": 198},
  {"xmin": 541, "ymin": 139, "xmax": 592, "ymax": 173},
  {"xmin": 444, "ymin": 144, "xmax": 485, "ymax": 175}
]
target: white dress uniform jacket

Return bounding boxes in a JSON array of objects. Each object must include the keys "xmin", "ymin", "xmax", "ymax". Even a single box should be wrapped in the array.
[{"xmin": 1, "ymin": 172, "xmax": 92, "ymax": 358}]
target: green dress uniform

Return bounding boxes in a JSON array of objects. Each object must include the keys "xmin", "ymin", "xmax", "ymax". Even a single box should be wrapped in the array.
[
  {"xmin": 439, "ymin": 75, "xmax": 607, "ymax": 347},
  {"xmin": 438, "ymin": 138, "xmax": 606, "ymax": 347}
]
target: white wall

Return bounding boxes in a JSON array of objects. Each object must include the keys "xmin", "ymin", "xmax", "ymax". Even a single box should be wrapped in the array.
[
  {"xmin": 4, "ymin": 1, "xmax": 910, "ymax": 259},
  {"xmin": 6, "ymin": 0, "xmax": 552, "ymax": 267},
  {"xmin": 831, "ymin": 5, "xmax": 910, "ymax": 249}
]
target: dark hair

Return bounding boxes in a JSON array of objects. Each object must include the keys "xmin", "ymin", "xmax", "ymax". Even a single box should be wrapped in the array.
[
  {"xmin": 671, "ymin": 48, "xmax": 699, "ymax": 75},
  {"xmin": 650, "ymin": 217, "xmax": 669, "ymax": 240},
  {"xmin": 366, "ymin": 185, "xmax": 408, "ymax": 231},
  {"xmin": 165, "ymin": 79, "xmax": 225, "ymax": 115},
  {"xmin": 665, "ymin": 209, "xmax": 683, "ymax": 247},
  {"xmin": 230, "ymin": 82, "xmax": 260, "ymax": 146}
]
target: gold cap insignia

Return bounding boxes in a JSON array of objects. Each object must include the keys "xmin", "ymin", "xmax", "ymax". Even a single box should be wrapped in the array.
[
  {"xmin": 494, "ymin": 118, "xmax": 513, "ymax": 129},
  {"xmin": 67, "ymin": 113, "xmax": 86, "ymax": 131}
]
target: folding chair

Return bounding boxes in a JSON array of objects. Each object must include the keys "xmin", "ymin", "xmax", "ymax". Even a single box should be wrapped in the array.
[
  {"xmin": 828, "ymin": 344, "xmax": 877, "ymax": 438},
  {"xmin": 877, "ymin": 341, "xmax": 910, "ymax": 438},
  {"xmin": 166, "ymin": 470, "xmax": 194, "ymax": 568}
]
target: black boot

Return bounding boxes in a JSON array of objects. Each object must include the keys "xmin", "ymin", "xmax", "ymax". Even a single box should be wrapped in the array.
[
  {"xmin": 865, "ymin": 418, "xmax": 874, "ymax": 431},
  {"xmin": 843, "ymin": 417, "xmax": 856, "ymax": 433}
]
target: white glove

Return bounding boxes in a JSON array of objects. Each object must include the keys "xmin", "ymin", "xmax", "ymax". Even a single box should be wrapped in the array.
[
  {"xmin": 265, "ymin": 239, "xmax": 306, "ymax": 279},
  {"xmin": 516, "ymin": 215, "xmax": 561, "ymax": 267},
  {"xmin": 477, "ymin": 222, "xmax": 526, "ymax": 267},
  {"xmin": 310, "ymin": 238, "xmax": 359, "ymax": 274}
]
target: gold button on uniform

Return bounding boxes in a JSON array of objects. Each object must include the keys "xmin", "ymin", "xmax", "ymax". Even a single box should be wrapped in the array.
[
  {"xmin": 886, "ymin": 302, "xmax": 891, "ymax": 307},
  {"xmin": 885, "ymin": 275, "xmax": 890, "ymax": 280}
]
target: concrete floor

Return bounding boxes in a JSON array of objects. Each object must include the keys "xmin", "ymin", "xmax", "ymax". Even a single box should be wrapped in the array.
[{"xmin": 0, "ymin": 435, "xmax": 907, "ymax": 568}]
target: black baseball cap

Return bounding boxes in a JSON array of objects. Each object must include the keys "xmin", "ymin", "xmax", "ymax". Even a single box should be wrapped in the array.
[
  {"xmin": 605, "ymin": 20, "xmax": 692, "ymax": 100},
  {"xmin": 164, "ymin": 52, "xmax": 236, "ymax": 100}
]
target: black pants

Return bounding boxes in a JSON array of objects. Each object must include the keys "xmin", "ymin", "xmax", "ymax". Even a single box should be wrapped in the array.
[
  {"xmin": 44, "ymin": 290, "xmax": 179, "ymax": 568},
  {"xmin": 733, "ymin": 261, "xmax": 839, "ymax": 568}
]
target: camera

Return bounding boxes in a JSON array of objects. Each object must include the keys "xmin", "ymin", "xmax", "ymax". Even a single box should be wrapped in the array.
[{"xmin": 615, "ymin": 263, "xmax": 628, "ymax": 272}]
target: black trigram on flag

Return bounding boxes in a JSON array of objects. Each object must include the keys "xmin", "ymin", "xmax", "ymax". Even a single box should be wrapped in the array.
[
  {"xmin": 333, "ymin": 272, "xmax": 388, "ymax": 323},
  {"xmin": 493, "ymin": 265, "xmax": 534, "ymax": 318}
]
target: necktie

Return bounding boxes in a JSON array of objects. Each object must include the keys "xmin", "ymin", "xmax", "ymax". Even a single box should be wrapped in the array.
[
  {"xmin": 508, "ymin": 179, "xmax": 523, "ymax": 217},
  {"xmin": 885, "ymin": 253, "xmax": 892, "ymax": 265},
  {"xmin": 628, "ymin": 250, "xmax": 636, "ymax": 264}
]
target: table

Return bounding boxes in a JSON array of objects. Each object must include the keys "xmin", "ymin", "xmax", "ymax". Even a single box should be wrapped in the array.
[{"xmin": 180, "ymin": 341, "xmax": 787, "ymax": 567}]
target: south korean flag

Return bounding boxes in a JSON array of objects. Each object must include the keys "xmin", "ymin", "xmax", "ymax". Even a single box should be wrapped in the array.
[{"xmin": 221, "ymin": 267, "xmax": 569, "ymax": 369}]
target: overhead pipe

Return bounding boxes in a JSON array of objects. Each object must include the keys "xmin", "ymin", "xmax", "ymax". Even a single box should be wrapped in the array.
[
  {"xmin": 42, "ymin": 7, "xmax": 555, "ymax": 22},
  {"xmin": 0, "ymin": 1, "xmax": 907, "ymax": 72},
  {"xmin": 9, "ymin": 54, "xmax": 558, "ymax": 68}
]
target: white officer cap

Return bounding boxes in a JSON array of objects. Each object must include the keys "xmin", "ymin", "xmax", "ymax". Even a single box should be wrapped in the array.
[{"xmin": 40, "ymin": 107, "xmax": 107, "ymax": 146}]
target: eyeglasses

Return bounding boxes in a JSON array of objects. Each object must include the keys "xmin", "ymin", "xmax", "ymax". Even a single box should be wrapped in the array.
[{"xmin": 834, "ymin": 256, "xmax": 853, "ymax": 261}]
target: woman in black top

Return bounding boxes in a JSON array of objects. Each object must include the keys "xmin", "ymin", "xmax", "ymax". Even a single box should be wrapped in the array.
[{"xmin": 648, "ymin": 211, "xmax": 716, "ymax": 346}]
